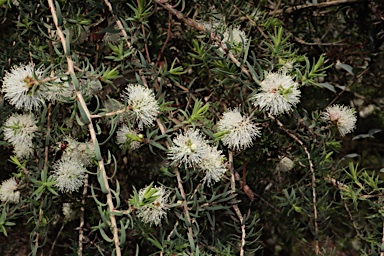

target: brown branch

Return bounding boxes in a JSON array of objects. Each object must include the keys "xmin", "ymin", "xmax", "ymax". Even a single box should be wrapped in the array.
[
  {"xmin": 270, "ymin": 115, "xmax": 319, "ymax": 255},
  {"xmin": 269, "ymin": 0, "xmax": 363, "ymax": 16},
  {"xmin": 155, "ymin": 117, "xmax": 194, "ymax": 249},
  {"xmin": 137, "ymin": 0, "xmax": 152, "ymax": 63},
  {"xmin": 228, "ymin": 151, "xmax": 246, "ymax": 256},
  {"xmin": 90, "ymin": 106, "xmax": 131, "ymax": 119},
  {"xmin": 78, "ymin": 173, "xmax": 88, "ymax": 256},
  {"xmin": 326, "ymin": 67, "xmax": 370, "ymax": 108},
  {"xmin": 153, "ymin": 0, "xmax": 252, "ymax": 79},
  {"xmin": 156, "ymin": 12, "xmax": 173, "ymax": 68},
  {"xmin": 49, "ymin": 222, "xmax": 65, "ymax": 256},
  {"xmin": 103, "ymin": 0, "xmax": 131, "ymax": 49}
]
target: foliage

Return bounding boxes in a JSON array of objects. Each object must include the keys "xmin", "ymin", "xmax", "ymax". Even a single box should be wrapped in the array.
[{"xmin": 0, "ymin": 0, "xmax": 383, "ymax": 255}]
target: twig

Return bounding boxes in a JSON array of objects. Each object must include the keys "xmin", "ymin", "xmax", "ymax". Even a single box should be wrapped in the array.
[
  {"xmin": 161, "ymin": 220, "xmax": 180, "ymax": 256},
  {"xmin": 103, "ymin": 0, "xmax": 131, "ymax": 49},
  {"xmin": 90, "ymin": 107, "xmax": 131, "ymax": 119},
  {"xmin": 156, "ymin": 12, "xmax": 172, "ymax": 68},
  {"xmin": 228, "ymin": 151, "xmax": 246, "ymax": 256},
  {"xmin": 326, "ymin": 67, "xmax": 370, "ymax": 108},
  {"xmin": 49, "ymin": 222, "xmax": 65, "ymax": 256},
  {"xmin": 47, "ymin": 1, "xmax": 121, "ymax": 255},
  {"xmin": 343, "ymin": 200, "xmax": 362, "ymax": 239},
  {"xmin": 33, "ymin": 197, "xmax": 45, "ymax": 254},
  {"xmin": 34, "ymin": 102, "xmax": 53, "ymax": 254},
  {"xmin": 155, "ymin": 118, "xmax": 194, "ymax": 252},
  {"xmin": 174, "ymin": 167, "xmax": 194, "ymax": 241},
  {"xmin": 269, "ymin": 0, "xmax": 363, "ymax": 16},
  {"xmin": 137, "ymin": 0, "xmax": 152, "ymax": 64},
  {"xmin": 78, "ymin": 173, "xmax": 88, "ymax": 256},
  {"xmin": 153, "ymin": 0, "xmax": 252, "ymax": 79},
  {"xmin": 270, "ymin": 115, "xmax": 319, "ymax": 255},
  {"xmin": 381, "ymin": 220, "xmax": 384, "ymax": 256}
]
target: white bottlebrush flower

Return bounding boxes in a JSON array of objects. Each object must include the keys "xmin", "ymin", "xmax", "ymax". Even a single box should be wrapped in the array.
[
  {"xmin": 13, "ymin": 143, "xmax": 34, "ymax": 159},
  {"xmin": 321, "ymin": 104, "xmax": 357, "ymax": 136},
  {"xmin": 62, "ymin": 203, "xmax": 76, "ymax": 221},
  {"xmin": 2, "ymin": 63, "xmax": 46, "ymax": 111},
  {"xmin": 60, "ymin": 137, "xmax": 95, "ymax": 167},
  {"xmin": 116, "ymin": 125, "xmax": 143, "ymax": 151},
  {"xmin": 137, "ymin": 185, "xmax": 169, "ymax": 226},
  {"xmin": 217, "ymin": 109, "xmax": 261, "ymax": 151},
  {"xmin": 0, "ymin": 178, "xmax": 20, "ymax": 203},
  {"xmin": 220, "ymin": 26, "xmax": 248, "ymax": 55},
  {"xmin": 52, "ymin": 157, "xmax": 86, "ymax": 193},
  {"xmin": 168, "ymin": 129, "xmax": 210, "ymax": 168},
  {"xmin": 252, "ymin": 71, "xmax": 301, "ymax": 115},
  {"xmin": 200, "ymin": 146, "xmax": 227, "ymax": 186},
  {"xmin": 3, "ymin": 113, "xmax": 38, "ymax": 158},
  {"xmin": 122, "ymin": 84, "xmax": 159, "ymax": 129}
]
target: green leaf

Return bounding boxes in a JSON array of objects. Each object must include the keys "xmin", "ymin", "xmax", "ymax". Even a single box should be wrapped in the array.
[
  {"xmin": 149, "ymin": 141, "xmax": 167, "ymax": 152},
  {"xmin": 78, "ymin": 103, "xmax": 90, "ymax": 125},
  {"xmin": 147, "ymin": 235, "xmax": 163, "ymax": 250},
  {"xmin": 119, "ymin": 220, "xmax": 126, "ymax": 245},
  {"xmin": 99, "ymin": 226, "xmax": 113, "ymax": 243},
  {"xmin": 336, "ymin": 61, "xmax": 354, "ymax": 75},
  {"xmin": 54, "ymin": 1, "xmax": 63, "ymax": 26},
  {"xmin": 93, "ymin": 138, "xmax": 102, "ymax": 161},
  {"xmin": 97, "ymin": 170, "xmax": 109, "ymax": 194}
]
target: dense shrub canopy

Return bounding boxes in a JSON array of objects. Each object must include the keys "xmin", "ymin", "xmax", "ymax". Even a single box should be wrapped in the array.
[{"xmin": 0, "ymin": 0, "xmax": 383, "ymax": 255}]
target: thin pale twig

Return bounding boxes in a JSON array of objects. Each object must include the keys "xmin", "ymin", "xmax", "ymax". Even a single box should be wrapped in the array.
[
  {"xmin": 47, "ymin": 1, "xmax": 122, "ymax": 255},
  {"xmin": 269, "ymin": 0, "xmax": 363, "ymax": 16},
  {"xmin": 228, "ymin": 151, "xmax": 246, "ymax": 256}
]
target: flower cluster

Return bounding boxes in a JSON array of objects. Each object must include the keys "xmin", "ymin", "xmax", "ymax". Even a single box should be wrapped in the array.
[
  {"xmin": 116, "ymin": 125, "xmax": 143, "ymax": 151},
  {"xmin": 60, "ymin": 137, "xmax": 95, "ymax": 167},
  {"xmin": 199, "ymin": 146, "xmax": 227, "ymax": 186},
  {"xmin": 52, "ymin": 156, "xmax": 86, "ymax": 193},
  {"xmin": 321, "ymin": 104, "xmax": 357, "ymax": 136},
  {"xmin": 1, "ymin": 63, "xmax": 102, "ymax": 111},
  {"xmin": 3, "ymin": 113, "xmax": 38, "ymax": 158},
  {"xmin": 168, "ymin": 129, "xmax": 227, "ymax": 186},
  {"xmin": 217, "ymin": 109, "xmax": 261, "ymax": 151},
  {"xmin": 168, "ymin": 129, "xmax": 209, "ymax": 168},
  {"xmin": 2, "ymin": 63, "xmax": 46, "ymax": 111},
  {"xmin": 252, "ymin": 71, "xmax": 301, "ymax": 115},
  {"xmin": 0, "ymin": 178, "xmax": 20, "ymax": 203},
  {"xmin": 221, "ymin": 26, "xmax": 248, "ymax": 55},
  {"xmin": 136, "ymin": 185, "xmax": 169, "ymax": 226},
  {"xmin": 122, "ymin": 84, "xmax": 159, "ymax": 129},
  {"xmin": 50, "ymin": 137, "xmax": 94, "ymax": 193}
]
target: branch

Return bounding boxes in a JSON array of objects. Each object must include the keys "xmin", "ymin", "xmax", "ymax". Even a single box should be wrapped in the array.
[
  {"xmin": 90, "ymin": 106, "xmax": 131, "ymax": 119},
  {"xmin": 103, "ymin": 0, "xmax": 131, "ymax": 49},
  {"xmin": 228, "ymin": 151, "xmax": 246, "ymax": 256},
  {"xmin": 270, "ymin": 114, "xmax": 319, "ymax": 255},
  {"xmin": 155, "ymin": 118, "xmax": 194, "ymax": 248},
  {"xmin": 269, "ymin": 0, "xmax": 363, "ymax": 16},
  {"xmin": 47, "ymin": 1, "xmax": 121, "ymax": 255},
  {"xmin": 153, "ymin": 0, "xmax": 252, "ymax": 79},
  {"xmin": 78, "ymin": 173, "xmax": 88, "ymax": 255}
]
